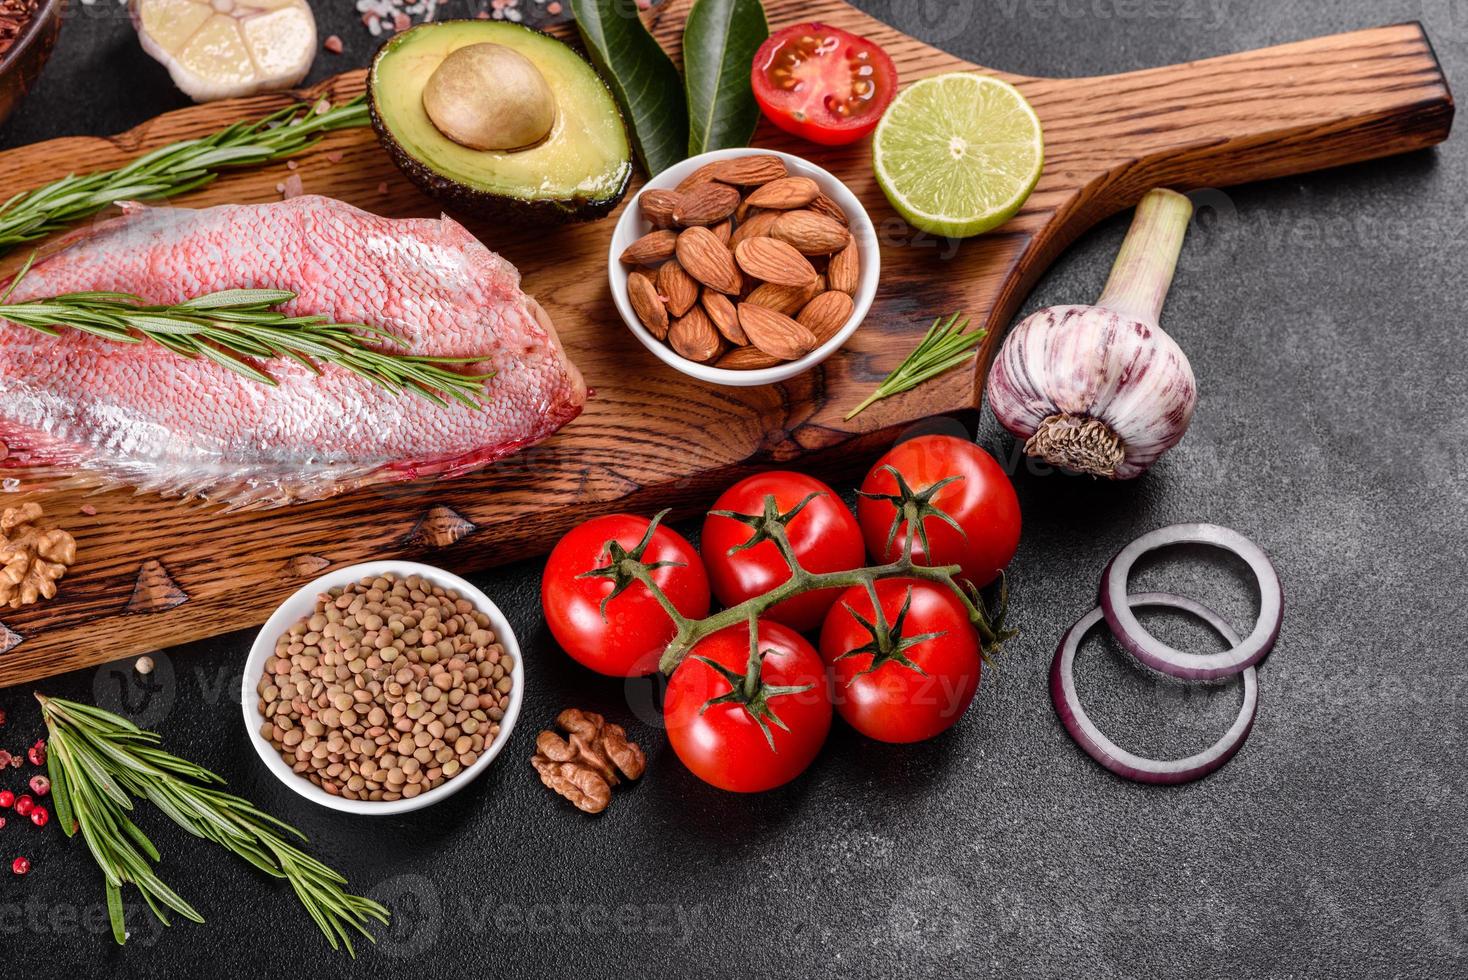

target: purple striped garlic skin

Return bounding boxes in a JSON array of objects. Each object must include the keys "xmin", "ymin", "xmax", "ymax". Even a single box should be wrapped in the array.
[{"xmin": 986, "ymin": 304, "xmax": 1196, "ymax": 479}]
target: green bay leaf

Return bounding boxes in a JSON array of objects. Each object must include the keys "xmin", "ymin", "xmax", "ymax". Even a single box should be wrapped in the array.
[
  {"xmin": 571, "ymin": 0, "xmax": 690, "ymax": 177},
  {"xmin": 684, "ymin": 0, "xmax": 769, "ymax": 155}
]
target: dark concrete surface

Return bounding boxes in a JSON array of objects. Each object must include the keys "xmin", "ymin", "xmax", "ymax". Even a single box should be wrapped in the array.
[{"xmin": 2, "ymin": 1, "xmax": 1466, "ymax": 977}]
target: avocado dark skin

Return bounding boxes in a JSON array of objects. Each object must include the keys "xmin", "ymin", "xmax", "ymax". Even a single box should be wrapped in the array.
[{"xmin": 368, "ymin": 21, "xmax": 632, "ymax": 225}]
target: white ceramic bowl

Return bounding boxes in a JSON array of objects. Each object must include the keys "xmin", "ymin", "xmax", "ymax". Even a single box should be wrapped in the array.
[
  {"xmin": 608, "ymin": 147, "xmax": 880, "ymax": 387},
  {"xmin": 241, "ymin": 561, "xmax": 524, "ymax": 816}
]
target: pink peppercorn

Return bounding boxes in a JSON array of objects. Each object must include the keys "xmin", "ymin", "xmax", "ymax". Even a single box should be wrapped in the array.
[
  {"xmin": 0, "ymin": 790, "xmax": 13, "ymax": 808},
  {"xmin": 11, "ymin": 856, "xmax": 28, "ymax": 875},
  {"xmin": 29, "ymin": 806, "xmax": 47, "ymax": 828},
  {"xmin": 13, "ymin": 794, "xmax": 33, "ymax": 817},
  {"xmin": 28, "ymin": 775, "xmax": 48, "ymax": 796}
]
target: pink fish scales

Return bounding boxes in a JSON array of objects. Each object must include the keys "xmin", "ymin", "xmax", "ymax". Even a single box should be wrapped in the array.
[{"xmin": 0, "ymin": 196, "xmax": 586, "ymax": 508}]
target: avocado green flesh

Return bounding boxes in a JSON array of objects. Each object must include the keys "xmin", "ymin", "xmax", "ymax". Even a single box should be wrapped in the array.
[{"xmin": 371, "ymin": 21, "xmax": 631, "ymax": 213}]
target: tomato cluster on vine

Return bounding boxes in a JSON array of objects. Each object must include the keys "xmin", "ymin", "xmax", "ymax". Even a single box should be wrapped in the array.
[{"xmin": 541, "ymin": 435, "xmax": 1021, "ymax": 793}]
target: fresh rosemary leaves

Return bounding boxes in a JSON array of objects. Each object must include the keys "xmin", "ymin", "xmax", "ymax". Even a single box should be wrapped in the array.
[
  {"xmin": 38, "ymin": 695, "xmax": 389, "ymax": 954},
  {"xmin": 0, "ymin": 96, "xmax": 369, "ymax": 255},
  {"xmin": 0, "ymin": 254, "xmax": 493, "ymax": 408},
  {"xmin": 845, "ymin": 312, "xmax": 986, "ymax": 420}
]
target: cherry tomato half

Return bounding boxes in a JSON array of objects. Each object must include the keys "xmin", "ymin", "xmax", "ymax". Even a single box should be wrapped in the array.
[
  {"xmin": 701, "ymin": 471, "xmax": 865, "ymax": 632},
  {"xmin": 541, "ymin": 514, "xmax": 710, "ymax": 677},
  {"xmin": 665, "ymin": 620, "xmax": 832, "ymax": 792},
  {"xmin": 750, "ymin": 22, "xmax": 898, "ymax": 146},
  {"xmin": 857, "ymin": 435, "xmax": 1021, "ymax": 589},
  {"xmin": 820, "ymin": 578, "xmax": 982, "ymax": 743}
]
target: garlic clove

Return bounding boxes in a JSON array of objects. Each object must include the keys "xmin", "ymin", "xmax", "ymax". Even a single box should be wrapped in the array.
[{"xmin": 132, "ymin": 0, "xmax": 317, "ymax": 103}]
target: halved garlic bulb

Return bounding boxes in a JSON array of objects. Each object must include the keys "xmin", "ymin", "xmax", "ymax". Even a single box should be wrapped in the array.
[{"xmin": 131, "ymin": 0, "xmax": 317, "ymax": 103}]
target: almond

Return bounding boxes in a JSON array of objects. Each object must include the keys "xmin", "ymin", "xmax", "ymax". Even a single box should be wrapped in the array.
[
  {"xmin": 809, "ymin": 193, "xmax": 849, "ymax": 226},
  {"xmin": 675, "ymin": 226, "xmax": 742, "ymax": 294},
  {"xmin": 673, "ymin": 182, "xmax": 741, "ymax": 226},
  {"xmin": 771, "ymin": 210, "xmax": 851, "ymax": 255},
  {"xmin": 668, "ymin": 305, "xmax": 723, "ymax": 362},
  {"xmin": 657, "ymin": 259, "xmax": 699, "ymax": 317},
  {"xmin": 744, "ymin": 176, "xmax": 820, "ymax": 210},
  {"xmin": 730, "ymin": 209, "xmax": 778, "ymax": 246},
  {"xmin": 702, "ymin": 291, "xmax": 746, "ymax": 345},
  {"xmin": 675, "ymin": 160, "xmax": 724, "ymax": 193},
  {"xmin": 711, "ymin": 218, "xmax": 732, "ymax": 245},
  {"xmin": 737, "ymin": 303, "xmax": 819, "ymax": 361},
  {"xmin": 639, "ymin": 189, "xmax": 681, "ymax": 229},
  {"xmin": 620, "ymin": 229, "xmax": 678, "ymax": 266},
  {"xmin": 795, "ymin": 290, "xmax": 854, "ymax": 343},
  {"xmin": 827, "ymin": 240, "xmax": 860, "ymax": 294},
  {"xmin": 744, "ymin": 279, "xmax": 821, "ymax": 316},
  {"xmin": 627, "ymin": 270, "xmax": 668, "ymax": 339},
  {"xmin": 734, "ymin": 237, "xmax": 817, "ymax": 288},
  {"xmin": 717, "ymin": 345, "xmax": 782, "ymax": 370},
  {"xmin": 711, "ymin": 154, "xmax": 787, "ymax": 186}
]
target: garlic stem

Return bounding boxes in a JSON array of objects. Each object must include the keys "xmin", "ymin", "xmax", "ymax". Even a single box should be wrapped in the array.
[{"xmin": 1095, "ymin": 188, "xmax": 1194, "ymax": 326}]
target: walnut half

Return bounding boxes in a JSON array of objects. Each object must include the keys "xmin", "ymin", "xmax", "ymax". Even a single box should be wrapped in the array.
[
  {"xmin": 0, "ymin": 502, "xmax": 77, "ymax": 609},
  {"xmin": 531, "ymin": 708, "xmax": 646, "ymax": 814}
]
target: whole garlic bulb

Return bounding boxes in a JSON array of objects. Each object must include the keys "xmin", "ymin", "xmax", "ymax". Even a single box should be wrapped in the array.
[{"xmin": 987, "ymin": 188, "xmax": 1197, "ymax": 479}]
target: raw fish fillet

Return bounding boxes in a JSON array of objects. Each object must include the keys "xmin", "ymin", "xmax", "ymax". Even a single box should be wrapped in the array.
[{"xmin": 0, "ymin": 196, "xmax": 586, "ymax": 508}]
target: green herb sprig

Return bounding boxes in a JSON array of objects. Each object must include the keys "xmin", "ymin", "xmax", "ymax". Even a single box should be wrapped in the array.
[
  {"xmin": 0, "ymin": 255, "xmax": 493, "ymax": 408},
  {"xmin": 845, "ymin": 312, "xmax": 987, "ymax": 421},
  {"xmin": 38, "ymin": 695, "xmax": 389, "ymax": 954},
  {"xmin": 0, "ymin": 96, "xmax": 369, "ymax": 256}
]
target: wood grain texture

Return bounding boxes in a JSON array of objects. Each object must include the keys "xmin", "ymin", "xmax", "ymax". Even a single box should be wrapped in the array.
[{"xmin": 0, "ymin": 0, "xmax": 1453, "ymax": 686}]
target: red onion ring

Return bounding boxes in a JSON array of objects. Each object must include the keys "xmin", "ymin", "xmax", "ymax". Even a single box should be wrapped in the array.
[
  {"xmin": 1101, "ymin": 523, "xmax": 1282, "ymax": 680},
  {"xmin": 1050, "ymin": 591, "xmax": 1259, "ymax": 785}
]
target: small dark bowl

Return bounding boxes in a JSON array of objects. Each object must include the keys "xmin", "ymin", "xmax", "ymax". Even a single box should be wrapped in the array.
[{"xmin": 0, "ymin": 0, "xmax": 65, "ymax": 130}]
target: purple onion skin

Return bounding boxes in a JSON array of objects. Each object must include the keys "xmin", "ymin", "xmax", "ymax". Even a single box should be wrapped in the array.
[
  {"xmin": 1100, "ymin": 523, "xmax": 1284, "ymax": 681},
  {"xmin": 1049, "ymin": 593, "xmax": 1259, "ymax": 786},
  {"xmin": 1048, "ymin": 656, "xmax": 1256, "ymax": 785}
]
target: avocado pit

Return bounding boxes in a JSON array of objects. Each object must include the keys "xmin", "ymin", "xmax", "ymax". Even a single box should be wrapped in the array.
[{"xmin": 423, "ymin": 42, "xmax": 557, "ymax": 152}]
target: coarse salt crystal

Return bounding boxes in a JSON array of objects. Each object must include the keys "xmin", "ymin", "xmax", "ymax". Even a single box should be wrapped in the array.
[
  {"xmin": 282, "ymin": 174, "xmax": 304, "ymax": 199},
  {"xmin": 324, "ymin": 34, "xmax": 343, "ymax": 53},
  {"xmin": 326, "ymin": 151, "xmax": 344, "ymax": 164},
  {"xmin": 80, "ymin": 504, "xmax": 98, "ymax": 516}
]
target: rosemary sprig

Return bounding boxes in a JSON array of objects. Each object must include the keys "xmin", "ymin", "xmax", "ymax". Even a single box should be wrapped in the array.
[
  {"xmin": 38, "ymin": 695, "xmax": 389, "ymax": 954},
  {"xmin": 845, "ymin": 312, "xmax": 986, "ymax": 420},
  {"xmin": 0, "ymin": 96, "xmax": 369, "ymax": 255},
  {"xmin": 0, "ymin": 254, "xmax": 494, "ymax": 408}
]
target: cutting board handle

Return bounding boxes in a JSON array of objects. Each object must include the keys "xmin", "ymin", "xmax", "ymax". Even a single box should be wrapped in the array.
[{"xmin": 1040, "ymin": 22, "xmax": 1454, "ymax": 208}]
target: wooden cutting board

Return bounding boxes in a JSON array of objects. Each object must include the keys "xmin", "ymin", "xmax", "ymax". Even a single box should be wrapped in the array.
[{"xmin": 0, "ymin": 0, "xmax": 1453, "ymax": 686}]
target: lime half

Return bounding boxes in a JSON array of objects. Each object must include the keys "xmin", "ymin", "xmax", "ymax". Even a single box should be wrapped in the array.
[{"xmin": 873, "ymin": 73, "xmax": 1044, "ymax": 238}]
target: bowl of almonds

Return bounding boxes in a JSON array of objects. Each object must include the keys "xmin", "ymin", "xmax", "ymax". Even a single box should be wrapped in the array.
[
  {"xmin": 609, "ymin": 147, "xmax": 878, "ymax": 386},
  {"xmin": 241, "ymin": 561, "xmax": 524, "ymax": 815}
]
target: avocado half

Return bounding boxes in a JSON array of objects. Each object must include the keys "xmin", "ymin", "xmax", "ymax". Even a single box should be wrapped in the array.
[{"xmin": 369, "ymin": 20, "xmax": 632, "ymax": 224}]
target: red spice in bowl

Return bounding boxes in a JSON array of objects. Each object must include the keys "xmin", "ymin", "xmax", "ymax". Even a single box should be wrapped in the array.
[
  {"xmin": 0, "ymin": 0, "xmax": 64, "ymax": 128},
  {"xmin": 0, "ymin": 0, "xmax": 40, "ymax": 59}
]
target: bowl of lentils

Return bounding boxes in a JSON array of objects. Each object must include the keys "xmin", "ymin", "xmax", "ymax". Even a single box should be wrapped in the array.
[{"xmin": 242, "ymin": 561, "xmax": 524, "ymax": 815}]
